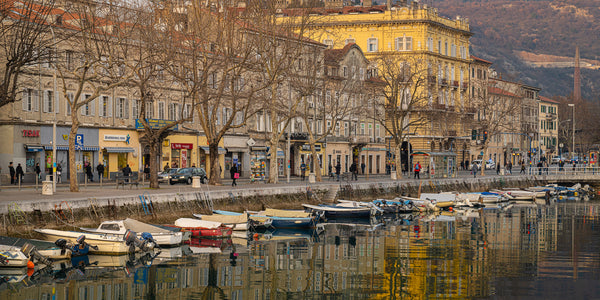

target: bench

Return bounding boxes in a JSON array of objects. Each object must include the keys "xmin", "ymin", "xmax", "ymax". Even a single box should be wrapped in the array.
[{"xmin": 116, "ymin": 174, "xmax": 139, "ymax": 189}]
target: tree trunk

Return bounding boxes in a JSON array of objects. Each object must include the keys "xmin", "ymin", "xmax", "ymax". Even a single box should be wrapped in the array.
[
  {"xmin": 208, "ymin": 142, "xmax": 221, "ymax": 185},
  {"xmin": 311, "ymin": 143, "xmax": 322, "ymax": 182},
  {"xmin": 267, "ymin": 140, "xmax": 279, "ymax": 184},
  {"xmin": 148, "ymin": 141, "xmax": 160, "ymax": 189},
  {"xmin": 68, "ymin": 119, "xmax": 79, "ymax": 192},
  {"xmin": 394, "ymin": 143, "xmax": 402, "ymax": 179}
]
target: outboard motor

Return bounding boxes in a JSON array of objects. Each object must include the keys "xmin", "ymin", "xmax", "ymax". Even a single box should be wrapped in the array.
[
  {"xmin": 123, "ymin": 230, "xmax": 156, "ymax": 253},
  {"xmin": 21, "ymin": 243, "xmax": 52, "ymax": 266},
  {"xmin": 55, "ymin": 235, "xmax": 98, "ymax": 257}
]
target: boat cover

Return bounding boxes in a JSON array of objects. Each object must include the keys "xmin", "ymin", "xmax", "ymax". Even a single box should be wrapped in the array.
[
  {"xmin": 264, "ymin": 208, "xmax": 311, "ymax": 218},
  {"xmin": 194, "ymin": 213, "xmax": 247, "ymax": 224},
  {"xmin": 123, "ymin": 218, "xmax": 173, "ymax": 234},
  {"xmin": 174, "ymin": 218, "xmax": 222, "ymax": 229}
]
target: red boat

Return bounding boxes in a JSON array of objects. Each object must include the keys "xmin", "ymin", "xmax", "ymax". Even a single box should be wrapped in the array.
[
  {"xmin": 166, "ymin": 218, "xmax": 233, "ymax": 238},
  {"xmin": 186, "ymin": 238, "xmax": 232, "ymax": 248}
]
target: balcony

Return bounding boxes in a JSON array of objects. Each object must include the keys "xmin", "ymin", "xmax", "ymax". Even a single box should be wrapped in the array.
[
  {"xmin": 428, "ymin": 75, "xmax": 437, "ymax": 85},
  {"xmin": 452, "ymin": 80, "xmax": 459, "ymax": 89},
  {"xmin": 461, "ymin": 82, "xmax": 468, "ymax": 90},
  {"xmin": 350, "ymin": 136, "xmax": 370, "ymax": 144},
  {"xmin": 440, "ymin": 79, "xmax": 448, "ymax": 86}
]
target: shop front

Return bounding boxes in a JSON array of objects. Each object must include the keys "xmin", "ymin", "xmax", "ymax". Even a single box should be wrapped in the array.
[
  {"xmin": 0, "ymin": 125, "xmax": 44, "ymax": 183},
  {"xmin": 40, "ymin": 126, "xmax": 100, "ymax": 182},
  {"xmin": 298, "ymin": 143, "xmax": 324, "ymax": 176},
  {"xmin": 325, "ymin": 142, "xmax": 351, "ymax": 174},
  {"xmin": 199, "ymin": 145, "xmax": 226, "ymax": 178},
  {"xmin": 360, "ymin": 146, "xmax": 386, "ymax": 175},
  {"xmin": 99, "ymin": 130, "xmax": 140, "ymax": 179},
  {"xmin": 224, "ymin": 136, "xmax": 251, "ymax": 178},
  {"xmin": 412, "ymin": 151, "xmax": 457, "ymax": 178},
  {"xmin": 249, "ymin": 146, "xmax": 267, "ymax": 182}
]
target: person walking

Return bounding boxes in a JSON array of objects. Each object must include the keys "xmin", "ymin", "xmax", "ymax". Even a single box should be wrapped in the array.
[
  {"xmin": 520, "ymin": 162, "xmax": 526, "ymax": 174},
  {"xmin": 122, "ymin": 164, "xmax": 132, "ymax": 182},
  {"xmin": 335, "ymin": 162, "xmax": 341, "ymax": 181},
  {"xmin": 496, "ymin": 163, "xmax": 500, "ymax": 175},
  {"xmin": 472, "ymin": 163, "xmax": 478, "ymax": 178},
  {"xmin": 97, "ymin": 163, "xmax": 105, "ymax": 181},
  {"xmin": 85, "ymin": 163, "xmax": 93, "ymax": 182},
  {"xmin": 507, "ymin": 161, "xmax": 512, "ymax": 175},
  {"xmin": 350, "ymin": 161, "xmax": 358, "ymax": 181},
  {"xmin": 56, "ymin": 163, "xmax": 62, "ymax": 183},
  {"xmin": 143, "ymin": 164, "xmax": 150, "ymax": 180},
  {"xmin": 35, "ymin": 162, "xmax": 41, "ymax": 181},
  {"xmin": 361, "ymin": 162, "xmax": 365, "ymax": 175},
  {"xmin": 300, "ymin": 161, "xmax": 306, "ymax": 181},
  {"xmin": 328, "ymin": 163, "xmax": 333, "ymax": 180},
  {"xmin": 9, "ymin": 162, "xmax": 15, "ymax": 185},
  {"xmin": 164, "ymin": 163, "xmax": 170, "ymax": 172},
  {"xmin": 15, "ymin": 163, "xmax": 24, "ymax": 184},
  {"xmin": 230, "ymin": 164, "xmax": 238, "ymax": 186},
  {"xmin": 414, "ymin": 162, "xmax": 421, "ymax": 179}
]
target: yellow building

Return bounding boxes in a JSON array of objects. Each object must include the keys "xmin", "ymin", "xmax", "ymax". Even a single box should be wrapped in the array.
[
  {"xmin": 282, "ymin": 2, "xmax": 473, "ymax": 172},
  {"xmin": 539, "ymin": 96, "xmax": 559, "ymax": 161}
]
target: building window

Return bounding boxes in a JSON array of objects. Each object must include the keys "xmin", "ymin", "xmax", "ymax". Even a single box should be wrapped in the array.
[
  {"xmin": 99, "ymin": 95, "xmax": 110, "ymax": 117},
  {"xmin": 132, "ymin": 99, "xmax": 140, "ymax": 119},
  {"xmin": 367, "ymin": 38, "xmax": 378, "ymax": 52},
  {"xmin": 395, "ymin": 36, "xmax": 412, "ymax": 51},
  {"xmin": 343, "ymin": 66, "xmax": 348, "ymax": 77},
  {"xmin": 158, "ymin": 102, "xmax": 165, "ymax": 119},
  {"xmin": 81, "ymin": 94, "xmax": 94, "ymax": 116},
  {"xmin": 168, "ymin": 103, "xmax": 180, "ymax": 121},
  {"xmin": 66, "ymin": 92, "xmax": 73, "ymax": 115},
  {"xmin": 116, "ymin": 97, "xmax": 128, "ymax": 119},
  {"xmin": 345, "ymin": 38, "xmax": 355, "ymax": 45},
  {"xmin": 438, "ymin": 40, "xmax": 442, "ymax": 54},
  {"xmin": 22, "ymin": 88, "xmax": 38, "ymax": 112},
  {"xmin": 360, "ymin": 123, "xmax": 365, "ymax": 135},
  {"xmin": 323, "ymin": 39, "xmax": 333, "ymax": 48}
]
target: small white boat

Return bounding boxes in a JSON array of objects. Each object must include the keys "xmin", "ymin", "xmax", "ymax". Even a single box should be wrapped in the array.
[
  {"xmin": 35, "ymin": 229, "xmax": 133, "ymax": 255},
  {"xmin": 0, "ymin": 245, "xmax": 29, "ymax": 268},
  {"xmin": 193, "ymin": 213, "xmax": 248, "ymax": 231},
  {"xmin": 81, "ymin": 218, "xmax": 185, "ymax": 246}
]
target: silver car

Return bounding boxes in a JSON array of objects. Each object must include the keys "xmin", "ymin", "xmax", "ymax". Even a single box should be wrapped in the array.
[{"xmin": 158, "ymin": 168, "xmax": 179, "ymax": 183}]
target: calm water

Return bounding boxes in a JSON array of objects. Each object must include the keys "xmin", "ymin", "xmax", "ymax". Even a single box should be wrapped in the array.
[{"xmin": 3, "ymin": 202, "xmax": 600, "ymax": 299}]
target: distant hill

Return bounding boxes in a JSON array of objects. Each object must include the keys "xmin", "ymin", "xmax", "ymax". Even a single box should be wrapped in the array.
[{"xmin": 431, "ymin": 0, "xmax": 600, "ymax": 99}]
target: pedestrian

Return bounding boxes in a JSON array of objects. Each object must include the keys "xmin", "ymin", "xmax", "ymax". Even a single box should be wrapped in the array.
[
  {"xmin": 507, "ymin": 161, "xmax": 512, "ymax": 174},
  {"xmin": 300, "ymin": 160, "xmax": 306, "ymax": 181},
  {"xmin": 573, "ymin": 161, "xmax": 577, "ymax": 173},
  {"xmin": 335, "ymin": 162, "xmax": 341, "ymax": 181},
  {"xmin": 56, "ymin": 163, "xmax": 62, "ymax": 183},
  {"xmin": 122, "ymin": 164, "xmax": 131, "ymax": 182},
  {"xmin": 544, "ymin": 161, "xmax": 549, "ymax": 175},
  {"xmin": 414, "ymin": 162, "xmax": 421, "ymax": 179},
  {"xmin": 15, "ymin": 163, "xmax": 24, "ymax": 184},
  {"xmin": 35, "ymin": 162, "xmax": 41, "ymax": 181},
  {"xmin": 350, "ymin": 161, "xmax": 358, "ymax": 180},
  {"xmin": 164, "ymin": 163, "xmax": 170, "ymax": 172},
  {"xmin": 328, "ymin": 162, "xmax": 333, "ymax": 180},
  {"xmin": 520, "ymin": 162, "xmax": 526, "ymax": 174},
  {"xmin": 496, "ymin": 163, "xmax": 500, "ymax": 175},
  {"xmin": 97, "ymin": 163, "xmax": 105, "ymax": 180},
  {"xmin": 460, "ymin": 161, "xmax": 464, "ymax": 171},
  {"xmin": 85, "ymin": 163, "xmax": 93, "ymax": 182},
  {"xmin": 361, "ymin": 162, "xmax": 365, "ymax": 174},
  {"xmin": 9, "ymin": 162, "xmax": 15, "ymax": 185},
  {"xmin": 230, "ymin": 164, "xmax": 238, "ymax": 186},
  {"xmin": 472, "ymin": 163, "xmax": 478, "ymax": 178},
  {"xmin": 465, "ymin": 160, "xmax": 470, "ymax": 172},
  {"xmin": 559, "ymin": 160, "xmax": 564, "ymax": 171},
  {"xmin": 144, "ymin": 164, "xmax": 150, "ymax": 180}
]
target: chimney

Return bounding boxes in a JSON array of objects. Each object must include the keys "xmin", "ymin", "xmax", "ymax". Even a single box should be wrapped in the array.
[{"xmin": 574, "ymin": 46, "xmax": 581, "ymax": 102}]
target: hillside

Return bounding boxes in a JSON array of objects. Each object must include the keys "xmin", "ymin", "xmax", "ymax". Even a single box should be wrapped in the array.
[{"xmin": 432, "ymin": 0, "xmax": 600, "ymax": 99}]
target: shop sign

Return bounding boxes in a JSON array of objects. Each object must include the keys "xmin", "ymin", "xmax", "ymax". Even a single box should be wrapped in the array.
[
  {"xmin": 22, "ymin": 129, "xmax": 40, "ymax": 137},
  {"xmin": 104, "ymin": 134, "xmax": 131, "ymax": 144},
  {"xmin": 135, "ymin": 119, "xmax": 178, "ymax": 130},
  {"xmin": 171, "ymin": 143, "xmax": 192, "ymax": 150},
  {"xmin": 301, "ymin": 144, "xmax": 321, "ymax": 152}
]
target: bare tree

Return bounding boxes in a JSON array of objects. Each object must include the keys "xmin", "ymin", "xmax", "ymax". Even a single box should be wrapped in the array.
[
  {"xmin": 160, "ymin": 2, "xmax": 262, "ymax": 185},
  {"xmin": 54, "ymin": 3, "xmax": 136, "ymax": 192},
  {"xmin": 245, "ymin": 2, "xmax": 319, "ymax": 183},
  {"xmin": 0, "ymin": 0, "xmax": 58, "ymax": 108},
  {"xmin": 472, "ymin": 81, "xmax": 522, "ymax": 175},
  {"xmin": 371, "ymin": 54, "xmax": 429, "ymax": 178}
]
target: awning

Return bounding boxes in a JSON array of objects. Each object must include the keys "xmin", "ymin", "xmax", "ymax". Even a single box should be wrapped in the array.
[
  {"xmin": 24, "ymin": 144, "xmax": 44, "ymax": 152},
  {"xmin": 411, "ymin": 151, "xmax": 457, "ymax": 156},
  {"xmin": 226, "ymin": 147, "xmax": 249, "ymax": 153},
  {"xmin": 104, "ymin": 147, "xmax": 135, "ymax": 153},
  {"xmin": 199, "ymin": 146, "xmax": 226, "ymax": 154},
  {"xmin": 43, "ymin": 146, "xmax": 99, "ymax": 151},
  {"xmin": 251, "ymin": 146, "xmax": 268, "ymax": 151}
]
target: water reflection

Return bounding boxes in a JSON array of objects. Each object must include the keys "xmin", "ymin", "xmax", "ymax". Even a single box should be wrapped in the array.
[{"xmin": 3, "ymin": 203, "xmax": 600, "ymax": 299}]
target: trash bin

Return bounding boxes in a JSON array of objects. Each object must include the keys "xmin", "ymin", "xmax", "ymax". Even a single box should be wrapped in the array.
[
  {"xmin": 192, "ymin": 176, "xmax": 201, "ymax": 188},
  {"xmin": 391, "ymin": 171, "xmax": 397, "ymax": 180},
  {"xmin": 42, "ymin": 180, "xmax": 53, "ymax": 195},
  {"xmin": 308, "ymin": 172, "xmax": 316, "ymax": 183}
]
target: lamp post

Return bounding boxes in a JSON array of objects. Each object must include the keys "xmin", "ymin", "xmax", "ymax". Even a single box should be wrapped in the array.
[
  {"xmin": 50, "ymin": 27, "xmax": 57, "ymax": 193},
  {"xmin": 559, "ymin": 119, "xmax": 571, "ymax": 159},
  {"xmin": 568, "ymin": 103, "xmax": 575, "ymax": 160}
]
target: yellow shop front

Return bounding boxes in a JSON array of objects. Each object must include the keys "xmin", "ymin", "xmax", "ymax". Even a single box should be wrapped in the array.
[
  {"xmin": 99, "ymin": 129, "xmax": 140, "ymax": 179},
  {"xmin": 161, "ymin": 134, "xmax": 225, "ymax": 178}
]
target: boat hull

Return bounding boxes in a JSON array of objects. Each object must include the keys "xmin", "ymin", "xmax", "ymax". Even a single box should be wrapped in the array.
[
  {"xmin": 302, "ymin": 204, "xmax": 372, "ymax": 218},
  {"xmin": 34, "ymin": 229, "xmax": 132, "ymax": 255}
]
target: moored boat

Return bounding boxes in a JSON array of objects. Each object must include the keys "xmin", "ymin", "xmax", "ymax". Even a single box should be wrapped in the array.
[
  {"xmin": 80, "ymin": 218, "xmax": 184, "ymax": 246},
  {"xmin": 34, "ymin": 229, "xmax": 133, "ymax": 255},
  {"xmin": 193, "ymin": 213, "xmax": 248, "ymax": 231},
  {"xmin": 167, "ymin": 218, "xmax": 232, "ymax": 238},
  {"xmin": 302, "ymin": 203, "xmax": 374, "ymax": 218}
]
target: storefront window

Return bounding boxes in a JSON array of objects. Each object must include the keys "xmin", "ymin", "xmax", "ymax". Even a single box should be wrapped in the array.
[
  {"xmin": 250, "ymin": 151, "xmax": 266, "ymax": 182},
  {"xmin": 27, "ymin": 152, "xmax": 37, "ymax": 173},
  {"xmin": 118, "ymin": 153, "xmax": 127, "ymax": 170},
  {"xmin": 82, "ymin": 152, "xmax": 93, "ymax": 169},
  {"xmin": 171, "ymin": 149, "xmax": 180, "ymax": 168},
  {"xmin": 44, "ymin": 151, "xmax": 53, "ymax": 170}
]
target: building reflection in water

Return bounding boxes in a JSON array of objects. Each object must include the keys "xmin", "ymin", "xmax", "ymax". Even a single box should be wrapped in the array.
[{"xmin": 2, "ymin": 204, "xmax": 600, "ymax": 299}]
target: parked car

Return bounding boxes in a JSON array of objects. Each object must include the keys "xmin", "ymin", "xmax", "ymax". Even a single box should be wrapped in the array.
[
  {"xmin": 472, "ymin": 159, "xmax": 495, "ymax": 170},
  {"xmin": 158, "ymin": 168, "xmax": 179, "ymax": 183},
  {"xmin": 551, "ymin": 156, "xmax": 567, "ymax": 164},
  {"xmin": 169, "ymin": 167, "xmax": 208, "ymax": 185}
]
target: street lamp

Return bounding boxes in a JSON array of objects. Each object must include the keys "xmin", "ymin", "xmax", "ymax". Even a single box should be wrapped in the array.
[
  {"xmin": 568, "ymin": 103, "xmax": 575, "ymax": 160},
  {"xmin": 50, "ymin": 27, "xmax": 57, "ymax": 193}
]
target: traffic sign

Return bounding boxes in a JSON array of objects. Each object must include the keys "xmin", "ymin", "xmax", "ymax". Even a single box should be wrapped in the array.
[{"xmin": 75, "ymin": 134, "xmax": 84, "ymax": 150}]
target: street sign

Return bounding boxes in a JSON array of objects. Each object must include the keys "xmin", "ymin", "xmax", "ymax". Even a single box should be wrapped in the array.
[{"xmin": 75, "ymin": 134, "xmax": 84, "ymax": 150}]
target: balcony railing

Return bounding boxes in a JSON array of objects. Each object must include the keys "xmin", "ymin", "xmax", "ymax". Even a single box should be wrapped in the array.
[
  {"xmin": 452, "ymin": 80, "xmax": 459, "ymax": 88},
  {"xmin": 440, "ymin": 79, "xmax": 448, "ymax": 86},
  {"xmin": 461, "ymin": 82, "xmax": 468, "ymax": 90}
]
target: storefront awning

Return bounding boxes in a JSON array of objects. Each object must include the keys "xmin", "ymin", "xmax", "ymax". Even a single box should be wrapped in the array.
[
  {"xmin": 199, "ymin": 146, "xmax": 226, "ymax": 154},
  {"xmin": 226, "ymin": 147, "xmax": 249, "ymax": 153},
  {"xmin": 411, "ymin": 151, "xmax": 457, "ymax": 156},
  {"xmin": 24, "ymin": 144, "xmax": 44, "ymax": 152},
  {"xmin": 43, "ymin": 145, "xmax": 99, "ymax": 151},
  {"xmin": 104, "ymin": 147, "xmax": 135, "ymax": 153}
]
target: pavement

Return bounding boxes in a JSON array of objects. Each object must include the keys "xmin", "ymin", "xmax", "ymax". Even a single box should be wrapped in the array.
[{"xmin": 0, "ymin": 169, "xmax": 529, "ymax": 204}]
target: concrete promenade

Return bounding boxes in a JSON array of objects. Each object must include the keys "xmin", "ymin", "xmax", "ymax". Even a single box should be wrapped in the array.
[{"xmin": 0, "ymin": 168, "xmax": 593, "ymax": 214}]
